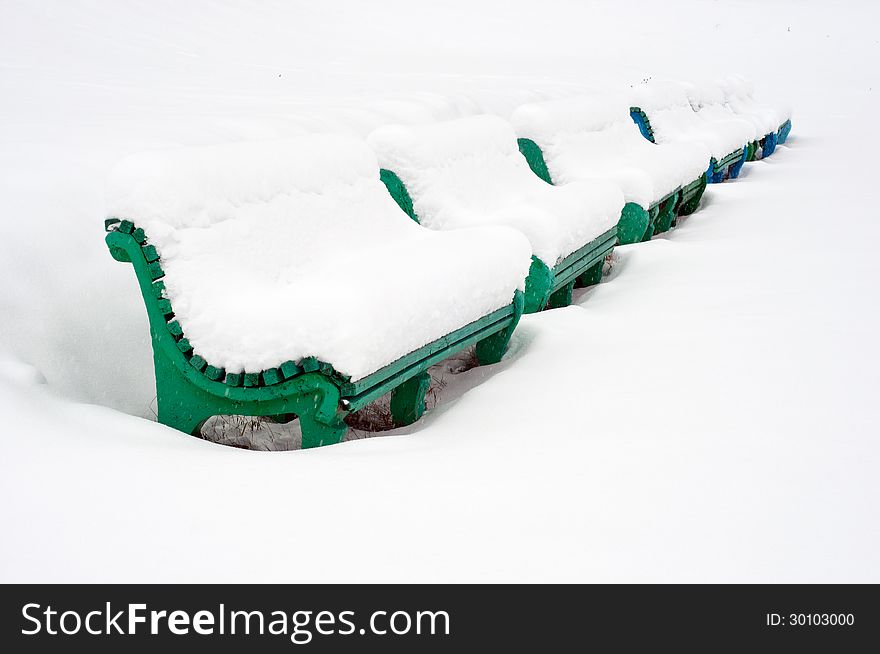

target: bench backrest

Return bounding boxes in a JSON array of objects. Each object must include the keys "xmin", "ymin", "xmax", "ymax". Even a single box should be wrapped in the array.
[
  {"xmin": 630, "ymin": 80, "xmax": 754, "ymax": 159},
  {"xmin": 511, "ymin": 93, "xmax": 652, "ymax": 184},
  {"xmin": 717, "ymin": 74, "xmax": 789, "ymax": 133},
  {"xmin": 105, "ymin": 135, "xmax": 419, "ymax": 271},
  {"xmin": 629, "ymin": 81, "xmax": 706, "ymax": 142},
  {"xmin": 368, "ymin": 115, "xmax": 550, "ymax": 227},
  {"xmin": 682, "ymin": 80, "xmax": 760, "ymax": 141}
]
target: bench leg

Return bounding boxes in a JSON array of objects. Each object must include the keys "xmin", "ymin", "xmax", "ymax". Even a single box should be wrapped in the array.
[
  {"xmin": 523, "ymin": 256, "xmax": 553, "ymax": 314},
  {"xmin": 575, "ymin": 259, "xmax": 603, "ymax": 288},
  {"xmin": 729, "ymin": 148, "xmax": 747, "ymax": 179},
  {"xmin": 155, "ymin": 355, "xmax": 214, "ymax": 436},
  {"xmin": 157, "ymin": 390, "xmax": 212, "ymax": 437},
  {"xmin": 546, "ymin": 281, "xmax": 574, "ymax": 310},
  {"xmin": 762, "ymin": 132, "xmax": 778, "ymax": 158},
  {"xmin": 617, "ymin": 202, "xmax": 650, "ymax": 245},
  {"xmin": 299, "ymin": 411, "xmax": 347, "ymax": 449},
  {"xmin": 677, "ymin": 177, "xmax": 707, "ymax": 217},
  {"xmin": 475, "ymin": 291, "xmax": 524, "ymax": 366},
  {"xmin": 641, "ymin": 206, "xmax": 659, "ymax": 241},
  {"xmin": 390, "ymin": 371, "xmax": 431, "ymax": 427},
  {"xmin": 655, "ymin": 191, "xmax": 680, "ymax": 233}
]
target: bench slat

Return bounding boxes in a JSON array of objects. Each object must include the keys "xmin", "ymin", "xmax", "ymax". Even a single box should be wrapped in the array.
[{"xmin": 341, "ymin": 302, "xmax": 516, "ymax": 399}]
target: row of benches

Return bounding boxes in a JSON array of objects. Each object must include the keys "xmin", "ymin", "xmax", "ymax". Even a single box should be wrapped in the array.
[{"xmin": 105, "ymin": 77, "xmax": 792, "ymax": 447}]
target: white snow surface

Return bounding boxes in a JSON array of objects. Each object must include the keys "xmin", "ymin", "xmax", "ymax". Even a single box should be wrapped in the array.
[
  {"xmin": 107, "ymin": 136, "xmax": 532, "ymax": 379},
  {"xmin": 682, "ymin": 79, "xmax": 763, "ymax": 142},
  {"xmin": 631, "ymin": 80, "xmax": 755, "ymax": 160},
  {"xmin": 718, "ymin": 74, "xmax": 792, "ymax": 135},
  {"xmin": 2, "ymin": 0, "xmax": 879, "ymax": 583},
  {"xmin": 512, "ymin": 94, "xmax": 709, "ymax": 207},
  {"xmin": 369, "ymin": 115, "xmax": 623, "ymax": 264}
]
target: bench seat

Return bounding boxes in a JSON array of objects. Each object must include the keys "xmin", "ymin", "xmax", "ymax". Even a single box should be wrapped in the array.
[{"xmin": 369, "ymin": 115, "xmax": 623, "ymax": 314}]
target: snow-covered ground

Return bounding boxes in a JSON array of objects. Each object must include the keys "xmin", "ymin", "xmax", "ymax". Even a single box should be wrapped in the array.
[{"xmin": 1, "ymin": 0, "xmax": 878, "ymax": 582}]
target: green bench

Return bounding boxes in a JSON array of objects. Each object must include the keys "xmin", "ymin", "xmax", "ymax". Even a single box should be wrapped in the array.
[{"xmin": 104, "ymin": 136, "xmax": 531, "ymax": 446}]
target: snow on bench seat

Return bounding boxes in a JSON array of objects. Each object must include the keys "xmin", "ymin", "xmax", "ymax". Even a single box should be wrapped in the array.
[
  {"xmin": 630, "ymin": 81, "xmax": 754, "ymax": 162},
  {"xmin": 511, "ymin": 94, "xmax": 709, "ymax": 210},
  {"xmin": 106, "ymin": 135, "xmax": 532, "ymax": 382},
  {"xmin": 367, "ymin": 115, "xmax": 624, "ymax": 269}
]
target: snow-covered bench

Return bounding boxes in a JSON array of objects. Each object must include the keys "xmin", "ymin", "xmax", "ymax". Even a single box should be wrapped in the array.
[
  {"xmin": 104, "ymin": 135, "xmax": 532, "ymax": 446},
  {"xmin": 629, "ymin": 81, "xmax": 754, "ymax": 184},
  {"xmin": 511, "ymin": 94, "xmax": 710, "ymax": 243},
  {"xmin": 681, "ymin": 79, "xmax": 763, "ymax": 162},
  {"xmin": 367, "ymin": 115, "xmax": 624, "ymax": 314},
  {"xmin": 717, "ymin": 74, "xmax": 792, "ymax": 158}
]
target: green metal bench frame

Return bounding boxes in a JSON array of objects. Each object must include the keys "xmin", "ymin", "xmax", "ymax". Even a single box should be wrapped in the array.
[
  {"xmin": 630, "ymin": 105, "xmax": 736, "ymax": 189},
  {"xmin": 516, "ymin": 137, "xmax": 698, "ymax": 247},
  {"xmin": 105, "ymin": 218, "xmax": 524, "ymax": 447},
  {"xmin": 710, "ymin": 147, "xmax": 746, "ymax": 181},
  {"xmin": 676, "ymin": 175, "xmax": 707, "ymax": 217},
  {"xmin": 378, "ymin": 169, "xmax": 615, "ymax": 315}
]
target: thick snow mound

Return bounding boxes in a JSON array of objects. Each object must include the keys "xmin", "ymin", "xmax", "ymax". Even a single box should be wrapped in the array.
[
  {"xmin": 682, "ymin": 79, "xmax": 762, "ymax": 142},
  {"xmin": 368, "ymin": 115, "xmax": 624, "ymax": 265},
  {"xmin": 718, "ymin": 74, "xmax": 791, "ymax": 135},
  {"xmin": 630, "ymin": 81, "xmax": 754, "ymax": 160},
  {"xmin": 512, "ymin": 94, "xmax": 710, "ymax": 208},
  {"xmin": 106, "ymin": 135, "xmax": 533, "ymax": 380}
]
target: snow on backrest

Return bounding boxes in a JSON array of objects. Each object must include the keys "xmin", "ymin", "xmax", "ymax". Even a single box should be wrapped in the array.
[
  {"xmin": 106, "ymin": 135, "xmax": 380, "ymax": 231},
  {"xmin": 511, "ymin": 94, "xmax": 631, "ymax": 146},
  {"xmin": 629, "ymin": 81, "xmax": 706, "ymax": 141},
  {"xmin": 368, "ymin": 115, "xmax": 540, "ymax": 228},
  {"xmin": 717, "ymin": 74, "xmax": 790, "ymax": 129},
  {"xmin": 681, "ymin": 80, "xmax": 726, "ymax": 111},
  {"xmin": 630, "ymin": 80, "xmax": 753, "ymax": 158},
  {"xmin": 367, "ymin": 114, "xmax": 624, "ymax": 265},
  {"xmin": 510, "ymin": 93, "xmax": 653, "ymax": 188},
  {"xmin": 717, "ymin": 74, "xmax": 756, "ymax": 101},
  {"xmin": 369, "ymin": 114, "xmax": 519, "ymax": 174},
  {"xmin": 629, "ymin": 80, "xmax": 693, "ymax": 114}
]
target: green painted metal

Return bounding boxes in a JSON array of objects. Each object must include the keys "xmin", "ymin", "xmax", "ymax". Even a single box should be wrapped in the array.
[
  {"xmin": 719, "ymin": 151, "xmax": 742, "ymax": 169},
  {"xmin": 677, "ymin": 175, "xmax": 707, "ymax": 216},
  {"xmin": 340, "ymin": 293, "xmax": 523, "ymax": 407},
  {"xmin": 106, "ymin": 221, "xmax": 523, "ymax": 446},
  {"xmin": 523, "ymin": 256, "xmax": 554, "ymax": 314},
  {"xmin": 475, "ymin": 290, "xmax": 524, "ymax": 366},
  {"xmin": 390, "ymin": 371, "xmax": 431, "ymax": 427},
  {"xmin": 379, "ymin": 169, "xmax": 419, "ymax": 223},
  {"xmin": 546, "ymin": 281, "xmax": 574, "ymax": 310},
  {"xmin": 512, "ymin": 138, "xmax": 653, "ymax": 246},
  {"xmin": 516, "ymin": 138, "xmax": 554, "ymax": 184},
  {"xmin": 617, "ymin": 202, "xmax": 650, "ymax": 245},
  {"xmin": 550, "ymin": 228, "xmax": 617, "ymax": 291},
  {"xmin": 523, "ymin": 227, "xmax": 617, "ymax": 313},
  {"xmin": 575, "ymin": 259, "xmax": 604, "ymax": 288},
  {"xmin": 654, "ymin": 190, "xmax": 681, "ymax": 234},
  {"xmin": 642, "ymin": 205, "xmax": 659, "ymax": 242},
  {"xmin": 708, "ymin": 152, "xmax": 741, "ymax": 183},
  {"xmin": 746, "ymin": 140, "xmax": 759, "ymax": 162}
]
